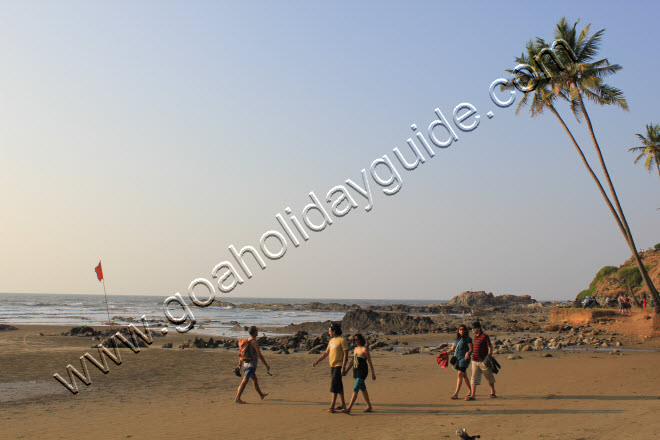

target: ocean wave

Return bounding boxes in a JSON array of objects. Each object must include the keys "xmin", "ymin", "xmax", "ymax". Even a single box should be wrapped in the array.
[
  {"xmin": 22, "ymin": 302, "xmax": 60, "ymax": 307},
  {"xmin": 0, "ymin": 294, "xmax": 346, "ymax": 327}
]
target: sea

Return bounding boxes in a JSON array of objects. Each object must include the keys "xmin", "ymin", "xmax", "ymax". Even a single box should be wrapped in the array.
[{"xmin": 0, "ymin": 293, "xmax": 442, "ymax": 337}]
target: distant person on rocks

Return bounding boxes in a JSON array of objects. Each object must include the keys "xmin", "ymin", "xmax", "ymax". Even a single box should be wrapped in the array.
[
  {"xmin": 312, "ymin": 323, "xmax": 349, "ymax": 412},
  {"xmin": 342, "ymin": 333, "xmax": 376, "ymax": 414},
  {"xmin": 642, "ymin": 293, "xmax": 647, "ymax": 309},
  {"xmin": 234, "ymin": 326, "xmax": 270, "ymax": 404},
  {"xmin": 445, "ymin": 324, "xmax": 473, "ymax": 400},
  {"xmin": 618, "ymin": 295, "xmax": 624, "ymax": 314},
  {"xmin": 466, "ymin": 321, "xmax": 496, "ymax": 401}
]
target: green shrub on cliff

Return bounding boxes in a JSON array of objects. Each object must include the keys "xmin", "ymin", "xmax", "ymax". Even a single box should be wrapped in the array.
[
  {"xmin": 616, "ymin": 266, "xmax": 650, "ymax": 288},
  {"xmin": 655, "ymin": 243, "xmax": 660, "ymax": 250},
  {"xmin": 576, "ymin": 264, "xmax": 653, "ymax": 301},
  {"xmin": 577, "ymin": 266, "xmax": 617, "ymax": 301}
]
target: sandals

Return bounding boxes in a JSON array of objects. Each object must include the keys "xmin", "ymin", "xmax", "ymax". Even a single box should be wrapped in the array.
[
  {"xmin": 465, "ymin": 396, "xmax": 475, "ymax": 401},
  {"xmin": 488, "ymin": 394, "xmax": 498, "ymax": 399},
  {"xmin": 450, "ymin": 395, "xmax": 459, "ymax": 400}
]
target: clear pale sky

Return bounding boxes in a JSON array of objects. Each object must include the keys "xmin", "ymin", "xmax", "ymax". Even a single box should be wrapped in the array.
[{"xmin": 1, "ymin": 1, "xmax": 658, "ymax": 300}]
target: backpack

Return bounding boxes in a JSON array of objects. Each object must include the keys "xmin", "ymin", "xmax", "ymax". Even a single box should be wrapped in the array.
[{"xmin": 238, "ymin": 338, "xmax": 253, "ymax": 362}]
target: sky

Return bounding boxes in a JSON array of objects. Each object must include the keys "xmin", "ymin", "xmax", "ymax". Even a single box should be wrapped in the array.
[{"xmin": 1, "ymin": 1, "xmax": 659, "ymax": 301}]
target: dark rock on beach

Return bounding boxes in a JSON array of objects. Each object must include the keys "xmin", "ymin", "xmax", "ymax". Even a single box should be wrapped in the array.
[
  {"xmin": 401, "ymin": 347, "xmax": 420, "ymax": 355},
  {"xmin": 61, "ymin": 325, "xmax": 165, "ymax": 340},
  {"xmin": 62, "ymin": 326, "xmax": 103, "ymax": 337},
  {"xmin": 341, "ymin": 309, "xmax": 435, "ymax": 334},
  {"xmin": 0, "ymin": 324, "xmax": 18, "ymax": 331}
]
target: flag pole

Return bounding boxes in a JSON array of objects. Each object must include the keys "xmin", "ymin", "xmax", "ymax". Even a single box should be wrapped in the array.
[{"xmin": 101, "ymin": 278, "xmax": 111, "ymax": 325}]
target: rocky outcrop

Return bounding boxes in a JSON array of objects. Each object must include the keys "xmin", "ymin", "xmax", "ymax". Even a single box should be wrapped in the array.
[
  {"xmin": 341, "ymin": 309, "xmax": 436, "ymax": 334},
  {"xmin": 172, "ymin": 320, "xmax": 632, "ymax": 357},
  {"xmin": 277, "ymin": 320, "xmax": 336, "ymax": 334},
  {"xmin": 449, "ymin": 291, "xmax": 535, "ymax": 308},
  {"xmin": 177, "ymin": 330, "xmax": 333, "ymax": 354},
  {"xmin": 215, "ymin": 297, "xmax": 540, "ymax": 316},
  {"xmin": 217, "ymin": 300, "xmax": 451, "ymax": 314},
  {"xmin": 488, "ymin": 325, "xmax": 627, "ymax": 355},
  {"xmin": 0, "ymin": 324, "xmax": 18, "ymax": 331},
  {"xmin": 273, "ymin": 303, "xmax": 554, "ymax": 335}
]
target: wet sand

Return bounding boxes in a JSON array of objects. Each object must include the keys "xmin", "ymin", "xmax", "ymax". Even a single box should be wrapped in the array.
[{"xmin": 1, "ymin": 324, "xmax": 659, "ymax": 439}]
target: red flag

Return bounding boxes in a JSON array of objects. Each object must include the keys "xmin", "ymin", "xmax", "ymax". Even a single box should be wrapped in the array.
[{"xmin": 95, "ymin": 261, "xmax": 104, "ymax": 282}]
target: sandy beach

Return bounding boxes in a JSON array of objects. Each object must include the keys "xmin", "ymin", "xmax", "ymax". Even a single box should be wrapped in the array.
[{"xmin": 2, "ymin": 322, "xmax": 659, "ymax": 440}]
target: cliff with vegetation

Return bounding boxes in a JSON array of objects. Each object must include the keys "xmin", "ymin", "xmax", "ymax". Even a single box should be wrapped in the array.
[{"xmin": 576, "ymin": 244, "xmax": 660, "ymax": 302}]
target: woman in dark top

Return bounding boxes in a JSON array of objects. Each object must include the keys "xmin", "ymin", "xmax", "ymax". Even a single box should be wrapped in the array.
[
  {"xmin": 445, "ymin": 324, "xmax": 473, "ymax": 400},
  {"xmin": 342, "ymin": 333, "xmax": 376, "ymax": 414}
]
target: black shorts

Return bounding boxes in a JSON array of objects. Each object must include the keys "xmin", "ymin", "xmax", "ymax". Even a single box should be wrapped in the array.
[
  {"xmin": 330, "ymin": 366, "xmax": 344, "ymax": 394},
  {"xmin": 456, "ymin": 364, "xmax": 469, "ymax": 373}
]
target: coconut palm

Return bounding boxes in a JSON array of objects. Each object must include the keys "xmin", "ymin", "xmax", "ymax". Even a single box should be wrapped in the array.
[
  {"xmin": 629, "ymin": 123, "xmax": 660, "ymax": 180},
  {"xmin": 504, "ymin": 43, "xmax": 623, "ymax": 244},
  {"xmin": 506, "ymin": 18, "xmax": 660, "ymax": 312}
]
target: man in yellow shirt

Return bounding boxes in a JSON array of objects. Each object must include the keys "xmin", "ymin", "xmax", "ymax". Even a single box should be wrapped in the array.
[{"xmin": 312, "ymin": 322, "xmax": 349, "ymax": 412}]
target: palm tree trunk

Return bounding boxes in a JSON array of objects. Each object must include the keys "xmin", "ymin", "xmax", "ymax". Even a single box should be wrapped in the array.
[
  {"xmin": 628, "ymin": 285, "xmax": 642, "ymax": 308},
  {"xmin": 548, "ymin": 106, "xmax": 629, "ymax": 239},
  {"xmin": 574, "ymin": 87, "xmax": 660, "ymax": 313},
  {"xmin": 575, "ymin": 89, "xmax": 633, "ymax": 244}
]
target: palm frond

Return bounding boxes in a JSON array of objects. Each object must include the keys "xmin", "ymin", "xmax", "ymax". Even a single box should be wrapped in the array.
[
  {"xmin": 577, "ymin": 28, "xmax": 604, "ymax": 62},
  {"xmin": 581, "ymin": 61, "xmax": 622, "ymax": 78},
  {"xmin": 645, "ymin": 153, "xmax": 655, "ymax": 171}
]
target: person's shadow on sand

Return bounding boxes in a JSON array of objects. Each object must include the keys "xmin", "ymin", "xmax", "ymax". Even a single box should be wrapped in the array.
[{"xmin": 509, "ymin": 394, "xmax": 660, "ymax": 401}]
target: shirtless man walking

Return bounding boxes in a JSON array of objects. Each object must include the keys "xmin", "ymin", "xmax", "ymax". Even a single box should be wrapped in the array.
[{"xmin": 235, "ymin": 326, "xmax": 271, "ymax": 404}]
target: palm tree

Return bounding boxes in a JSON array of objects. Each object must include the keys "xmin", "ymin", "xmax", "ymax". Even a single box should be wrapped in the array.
[
  {"xmin": 504, "ymin": 43, "xmax": 622, "ymax": 243},
  {"xmin": 506, "ymin": 18, "xmax": 660, "ymax": 313},
  {"xmin": 629, "ymin": 123, "xmax": 660, "ymax": 180}
]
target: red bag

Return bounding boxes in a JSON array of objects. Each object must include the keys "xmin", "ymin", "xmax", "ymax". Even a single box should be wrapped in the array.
[{"xmin": 436, "ymin": 351, "xmax": 449, "ymax": 369}]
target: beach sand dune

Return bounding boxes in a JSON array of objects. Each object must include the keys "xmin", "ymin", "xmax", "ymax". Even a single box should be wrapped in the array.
[{"xmin": 2, "ymin": 325, "xmax": 659, "ymax": 439}]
